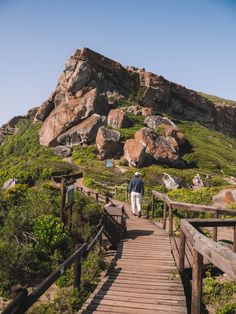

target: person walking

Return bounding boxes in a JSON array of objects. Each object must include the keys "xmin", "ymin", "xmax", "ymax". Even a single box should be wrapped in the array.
[{"xmin": 128, "ymin": 172, "xmax": 144, "ymax": 218}]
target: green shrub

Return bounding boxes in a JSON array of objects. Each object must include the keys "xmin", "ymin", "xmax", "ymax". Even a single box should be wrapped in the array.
[
  {"xmin": 33, "ymin": 215, "xmax": 70, "ymax": 255},
  {"xmin": 216, "ymin": 303, "xmax": 236, "ymax": 314}
]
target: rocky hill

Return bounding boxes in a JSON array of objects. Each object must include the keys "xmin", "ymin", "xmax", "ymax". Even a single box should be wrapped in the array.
[{"xmin": 2, "ymin": 48, "xmax": 236, "ymax": 168}]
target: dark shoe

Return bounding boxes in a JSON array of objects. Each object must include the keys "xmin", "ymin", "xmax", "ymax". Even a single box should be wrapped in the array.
[{"xmin": 138, "ymin": 212, "xmax": 141, "ymax": 218}]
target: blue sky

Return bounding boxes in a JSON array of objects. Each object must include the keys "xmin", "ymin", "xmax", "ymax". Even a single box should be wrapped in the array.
[{"xmin": 0, "ymin": 0, "xmax": 236, "ymax": 125}]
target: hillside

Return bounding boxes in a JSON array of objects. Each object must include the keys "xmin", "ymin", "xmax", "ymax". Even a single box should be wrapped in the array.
[{"xmin": 1, "ymin": 48, "xmax": 236, "ymax": 313}]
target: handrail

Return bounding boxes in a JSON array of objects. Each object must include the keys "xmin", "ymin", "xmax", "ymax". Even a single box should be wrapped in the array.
[
  {"xmin": 90, "ymin": 179, "xmax": 129, "ymax": 200},
  {"xmin": 180, "ymin": 219, "xmax": 236, "ymax": 314},
  {"xmin": 2, "ymin": 226, "xmax": 104, "ymax": 314},
  {"xmin": 151, "ymin": 190, "xmax": 236, "ymax": 240},
  {"xmin": 152, "ymin": 189, "xmax": 236, "ymax": 314}
]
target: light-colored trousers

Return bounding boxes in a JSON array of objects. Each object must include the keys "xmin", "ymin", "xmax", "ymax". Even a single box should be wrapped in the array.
[{"xmin": 131, "ymin": 191, "xmax": 141, "ymax": 214}]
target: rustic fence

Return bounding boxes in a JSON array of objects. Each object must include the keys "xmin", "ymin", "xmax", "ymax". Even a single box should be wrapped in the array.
[
  {"xmin": 151, "ymin": 190, "xmax": 236, "ymax": 314},
  {"xmin": 90, "ymin": 179, "xmax": 129, "ymax": 201},
  {"xmin": 2, "ymin": 203, "xmax": 125, "ymax": 314}
]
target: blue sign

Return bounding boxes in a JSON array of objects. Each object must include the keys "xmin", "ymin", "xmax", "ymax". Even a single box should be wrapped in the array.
[{"xmin": 105, "ymin": 159, "xmax": 113, "ymax": 168}]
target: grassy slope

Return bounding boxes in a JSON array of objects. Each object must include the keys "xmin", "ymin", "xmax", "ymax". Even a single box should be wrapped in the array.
[{"xmin": 198, "ymin": 92, "xmax": 236, "ymax": 106}]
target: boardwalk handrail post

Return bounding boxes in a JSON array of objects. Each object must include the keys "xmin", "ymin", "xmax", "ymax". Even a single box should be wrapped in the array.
[
  {"xmin": 151, "ymin": 194, "xmax": 155, "ymax": 219},
  {"xmin": 213, "ymin": 212, "xmax": 218, "ymax": 242},
  {"xmin": 179, "ymin": 229, "xmax": 185, "ymax": 273},
  {"xmin": 73, "ymin": 244, "xmax": 83, "ymax": 290},
  {"xmin": 233, "ymin": 226, "xmax": 236, "ymax": 253},
  {"xmin": 95, "ymin": 192, "xmax": 99, "ymax": 202},
  {"xmin": 169, "ymin": 204, "xmax": 173, "ymax": 237},
  {"xmin": 191, "ymin": 249, "xmax": 203, "ymax": 314},
  {"xmin": 60, "ymin": 179, "xmax": 66, "ymax": 225},
  {"xmin": 163, "ymin": 201, "xmax": 167, "ymax": 230}
]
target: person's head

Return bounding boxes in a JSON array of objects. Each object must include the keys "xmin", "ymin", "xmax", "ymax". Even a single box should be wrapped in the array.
[{"xmin": 134, "ymin": 172, "xmax": 141, "ymax": 177}]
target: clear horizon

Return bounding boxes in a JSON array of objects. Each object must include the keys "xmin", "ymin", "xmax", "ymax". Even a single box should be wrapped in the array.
[{"xmin": 0, "ymin": 0, "xmax": 236, "ymax": 126}]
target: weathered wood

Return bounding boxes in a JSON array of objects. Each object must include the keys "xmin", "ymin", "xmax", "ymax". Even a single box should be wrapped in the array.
[
  {"xmin": 74, "ymin": 244, "xmax": 82, "ymax": 289},
  {"xmin": 169, "ymin": 205, "xmax": 173, "ymax": 237},
  {"xmin": 2, "ymin": 288, "xmax": 28, "ymax": 314},
  {"xmin": 191, "ymin": 249, "xmax": 203, "ymax": 314},
  {"xmin": 190, "ymin": 219, "xmax": 236, "ymax": 228},
  {"xmin": 60, "ymin": 179, "xmax": 66, "ymax": 225},
  {"xmin": 151, "ymin": 194, "xmax": 154, "ymax": 219},
  {"xmin": 213, "ymin": 212, "xmax": 219, "ymax": 242},
  {"xmin": 179, "ymin": 230, "xmax": 185, "ymax": 273},
  {"xmin": 163, "ymin": 201, "xmax": 167, "ymax": 229},
  {"xmin": 233, "ymin": 226, "xmax": 236, "ymax": 253},
  {"xmin": 181, "ymin": 220, "xmax": 236, "ymax": 280}
]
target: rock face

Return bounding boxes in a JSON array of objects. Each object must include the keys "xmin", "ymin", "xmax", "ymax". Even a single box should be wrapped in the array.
[
  {"xmin": 135, "ymin": 128, "xmax": 182, "ymax": 166},
  {"xmin": 58, "ymin": 114, "xmax": 104, "ymax": 146},
  {"xmin": 36, "ymin": 47, "xmax": 236, "ymax": 148},
  {"xmin": 107, "ymin": 109, "xmax": 132, "ymax": 129},
  {"xmin": 123, "ymin": 139, "xmax": 148, "ymax": 167},
  {"xmin": 0, "ymin": 132, "xmax": 4, "ymax": 144},
  {"xmin": 96, "ymin": 127, "xmax": 122, "ymax": 159}
]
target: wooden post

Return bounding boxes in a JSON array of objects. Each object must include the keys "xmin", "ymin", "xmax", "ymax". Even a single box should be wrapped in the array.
[
  {"xmin": 163, "ymin": 201, "xmax": 167, "ymax": 229},
  {"xmin": 68, "ymin": 205, "xmax": 72, "ymax": 231},
  {"xmin": 115, "ymin": 186, "xmax": 117, "ymax": 198},
  {"xmin": 179, "ymin": 230, "xmax": 185, "ymax": 273},
  {"xmin": 213, "ymin": 212, "xmax": 218, "ymax": 242},
  {"xmin": 74, "ymin": 244, "xmax": 82, "ymax": 290},
  {"xmin": 191, "ymin": 249, "xmax": 203, "ymax": 314},
  {"xmin": 60, "ymin": 179, "xmax": 66, "ymax": 225},
  {"xmin": 233, "ymin": 226, "xmax": 236, "ymax": 253},
  {"xmin": 151, "ymin": 194, "xmax": 155, "ymax": 219},
  {"xmin": 95, "ymin": 192, "xmax": 99, "ymax": 202},
  {"xmin": 169, "ymin": 205, "xmax": 173, "ymax": 237},
  {"xmin": 88, "ymin": 191, "xmax": 91, "ymax": 197}
]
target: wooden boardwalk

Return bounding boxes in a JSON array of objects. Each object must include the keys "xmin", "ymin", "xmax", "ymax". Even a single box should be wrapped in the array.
[{"xmin": 79, "ymin": 203, "xmax": 187, "ymax": 314}]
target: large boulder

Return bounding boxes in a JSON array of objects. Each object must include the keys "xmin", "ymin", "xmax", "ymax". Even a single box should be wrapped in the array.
[
  {"xmin": 58, "ymin": 114, "xmax": 104, "ymax": 146},
  {"xmin": 144, "ymin": 115, "xmax": 177, "ymax": 129},
  {"xmin": 135, "ymin": 127, "xmax": 182, "ymax": 166},
  {"xmin": 144, "ymin": 115, "xmax": 184, "ymax": 146},
  {"xmin": 123, "ymin": 139, "xmax": 148, "ymax": 167},
  {"xmin": 39, "ymin": 88, "xmax": 108, "ymax": 146},
  {"xmin": 107, "ymin": 109, "xmax": 132, "ymax": 128},
  {"xmin": 96, "ymin": 127, "xmax": 122, "ymax": 159}
]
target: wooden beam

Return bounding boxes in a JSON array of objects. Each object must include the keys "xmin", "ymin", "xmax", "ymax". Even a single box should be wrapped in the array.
[
  {"xmin": 191, "ymin": 249, "xmax": 203, "ymax": 314},
  {"xmin": 169, "ymin": 205, "xmax": 173, "ymax": 237},
  {"xmin": 163, "ymin": 202, "xmax": 167, "ymax": 230},
  {"xmin": 179, "ymin": 230, "xmax": 186, "ymax": 273},
  {"xmin": 181, "ymin": 220, "xmax": 236, "ymax": 280}
]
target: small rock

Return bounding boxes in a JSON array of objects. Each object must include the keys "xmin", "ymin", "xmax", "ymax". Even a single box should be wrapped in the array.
[
  {"xmin": 3, "ymin": 178, "xmax": 19, "ymax": 190},
  {"xmin": 162, "ymin": 173, "xmax": 179, "ymax": 190},
  {"xmin": 192, "ymin": 174, "xmax": 204, "ymax": 190},
  {"xmin": 54, "ymin": 146, "xmax": 71, "ymax": 157}
]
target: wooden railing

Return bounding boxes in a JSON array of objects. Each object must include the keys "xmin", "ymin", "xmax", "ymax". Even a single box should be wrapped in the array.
[
  {"xmin": 2, "ymin": 202, "xmax": 125, "ymax": 314},
  {"xmin": 151, "ymin": 190, "xmax": 236, "ymax": 314},
  {"xmin": 180, "ymin": 219, "xmax": 236, "ymax": 314},
  {"xmin": 90, "ymin": 179, "xmax": 129, "ymax": 201},
  {"xmin": 2, "ymin": 227, "xmax": 102, "ymax": 314},
  {"xmin": 151, "ymin": 190, "xmax": 236, "ymax": 242}
]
